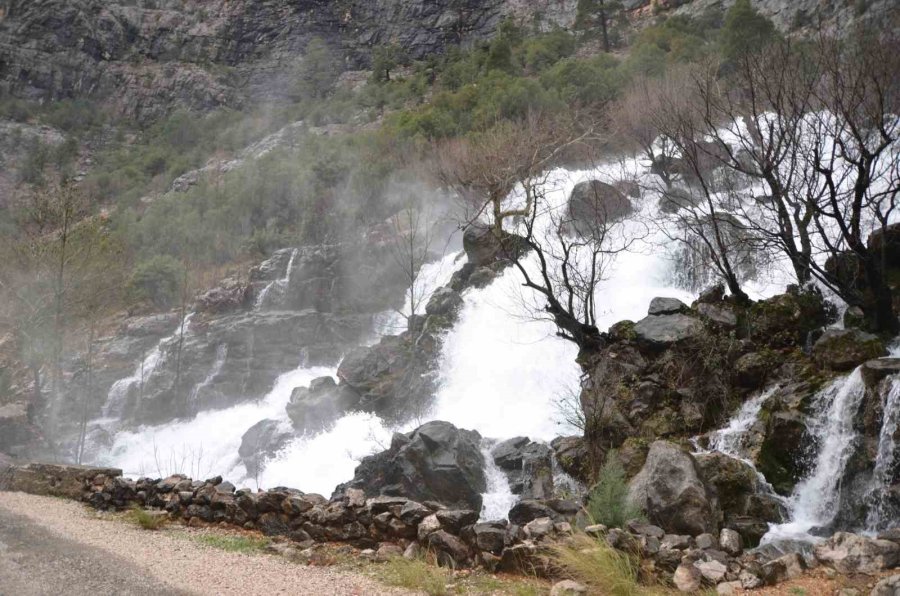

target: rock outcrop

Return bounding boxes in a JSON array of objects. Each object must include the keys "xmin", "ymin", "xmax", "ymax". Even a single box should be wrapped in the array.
[
  {"xmin": 337, "ymin": 421, "xmax": 487, "ymax": 511},
  {"xmin": 628, "ymin": 441, "xmax": 719, "ymax": 536}
]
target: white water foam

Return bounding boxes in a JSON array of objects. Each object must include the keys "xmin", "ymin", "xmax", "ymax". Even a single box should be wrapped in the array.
[
  {"xmin": 479, "ymin": 444, "xmax": 518, "ymax": 521},
  {"xmin": 707, "ymin": 387, "xmax": 777, "ymax": 460},
  {"xmin": 762, "ymin": 368, "xmax": 867, "ymax": 545},
  {"xmin": 866, "ymin": 375, "xmax": 900, "ymax": 532},
  {"xmin": 100, "ymin": 363, "xmax": 334, "ymax": 482}
]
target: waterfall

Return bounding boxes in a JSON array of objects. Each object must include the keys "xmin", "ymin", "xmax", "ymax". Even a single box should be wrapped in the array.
[
  {"xmin": 102, "ymin": 313, "xmax": 195, "ymax": 419},
  {"xmin": 479, "ymin": 444, "xmax": 517, "ymax": 521},
  {"xmin": 706, "ymin": 387, "xmax": 776, "ymax": 461},
  {"xmin": 762, "ymin": 369, "xmax": 867, "ymax": 544},
  {"xmin": 99, "ymin": 363, "xmax": 335, "ymax": 480},
  {"xmin": 189, "ymin": 343, "xmax": 228, "ymax": 404},
  {"xmin": 255, "ymin": 248, "xmax": 298, "ymax": 310},
  {"xmin": 866, "ymin": 375, "xmax": 900, "ymax": 532}
]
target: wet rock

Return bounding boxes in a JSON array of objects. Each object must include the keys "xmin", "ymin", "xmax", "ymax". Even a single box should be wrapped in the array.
[
  {"xmin": 508, "ymin": 500, "xmax": 561, "ymax": 525},
  {"xmin": 427, "ymin": 530, "xmax": 471, "ymax": 567},
  {"xmin": 338, "ymin": 421, "xmax": 486, "ymax": 511},
  {"xmin": 648, "ymin": 297, "xmax": 688, "ymax": 316},
  {"xmin": 462, "ymin": 226, "xmax": 527, "ymax": 267},
  {"xmin": 734, "ymin": 352, "xmax": 771, "ymax": 388},
  {"xmin": 814, "ymin": 532, "xmax": 900, "ymax": 574},
  {"xmin": 286, "ymin": 376, "xmax": 360, "ymax": 432},
  {"xmin": 568, "ymin": 180, "xmax": 634, "ymax": 232},
  {"xmin": 696, "ymin": 303, "xmax": 737, "ymax": 329},
  {"xmin": 417, "ymin": 514, "xmax": 441, "ymax": 542},
  {"xmin": 628, "ymin": 441, "xmax": 718, "ymax": 536},
  {"xmin": 633, "ymin": 314, "xmax": 702, "ymax": 347},
  {"xmin": 861, "ymin": 359, "xmax": 900, "ymax": 389},
  {"xmin": 550, "ymin": 436, "xmax": 591, "ymax": 483},
  {"xmin": 425, "ymin": 288, "xmax": 463, "ymax": 318},
  {"xmin": 435, "ymin": 509, "xmax": 479, "ymax": 533},
  {"xmin": 472, "ymin": 522, "xmax": 507, "ymax": 553},
  {"xmin": 238, "ymin": 419, "xmax": 292, "ymax": 477},
  {"xmin": 812, "ymin": 329, "xmax": 886, "ymax": 371},
  {"xmin": 492, "ymin": 439, "xmax": 554, "ymax": 500}
]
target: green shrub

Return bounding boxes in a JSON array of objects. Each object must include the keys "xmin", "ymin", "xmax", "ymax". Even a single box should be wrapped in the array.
[
  {"xmin": 196, "ymin": 534, "xmax": 270, "ymax": 553},
  {"xmin": 720, "ymin": 0, "xmax": 776, "ymax": 63},
  {"xmin": 126, "ymin": 255, "xmax": 183, "ymax": 308},
  {"xmin": 585, "ymin": 450, "xmax": 644, "ymax": 528}
]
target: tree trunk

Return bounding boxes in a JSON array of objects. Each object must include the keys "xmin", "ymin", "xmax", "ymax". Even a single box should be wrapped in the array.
[{"xmin": 599, "ymin": 1, "xmax": 611, "ymax": 52}]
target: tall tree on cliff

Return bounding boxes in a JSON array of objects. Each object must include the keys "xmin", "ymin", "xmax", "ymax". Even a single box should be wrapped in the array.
[{"xmin": 575, "ymin": 0, "xmax": 624, "ymax": 53}]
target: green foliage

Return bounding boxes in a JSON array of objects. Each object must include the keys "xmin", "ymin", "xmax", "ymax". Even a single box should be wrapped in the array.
[
  {"xmin": 294, "ymin": 37, "xmax": 341, "ymax": 99},
  {"xmin": 371, "ymin": 43, "xmax": 407, "ymax": 83},
  {"xmin": 377, "ymin": 556, "xmax": 451, "ymax": 596},
  {"xmin": 195, "ymin": 534, "xmax": 270, "ymax": 553},
  {"xmin": 126, "ymin": 255, "xmax": 183, "ymax": 308},
  {"xmin": 720, "ymin": 0, "xmax": 777, "ymax": 63},
  {"xmin": 585, "ymin": 450, "xmax": 644, "ymax": 528}
]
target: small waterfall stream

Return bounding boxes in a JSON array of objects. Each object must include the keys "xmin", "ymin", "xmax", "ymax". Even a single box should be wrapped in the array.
[
  {"xmin": 866, "ymin": 376, "xmax": 900, "ymax": 532},
  {"xmin": 762, "ymin": 369, "xmax": 868, "ymax": 544}
]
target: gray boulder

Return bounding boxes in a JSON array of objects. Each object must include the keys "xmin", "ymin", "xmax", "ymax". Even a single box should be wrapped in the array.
[
  {"xmin": 812, "ymin": 329, "xmax": 886, "ymax": 372},
  {"xmin": 285, "ymin": 376, "xmax": 359, "ymax": 432},
  {"xmin": 568, "ymin": 180, "xmax": 634, "ymax": 232},
  {"xmin": 648, "ymin": 297, "xmax": 688, "ymax": 316},
  {"xmin": 628, "ymin": 441, "xmax": 719, "ymax": 536},
  {"xmin": 238, "ymin": 419, "xmax": 293, "ymax": 477},
  {"xmin": 815, "ymin": 532, "xmax": 900, "ymax": 574},
  {"xmin": 633, "ymin": 314, "xmax": 702, "ymax": 347},
  {"xmin": 337, "ymin": 421, "xmax": 486, "ymax": 511},
  {"xmin": 425, "ymin": 287, "xmax": 463, "ymax": 318},
  {"xmin": 491, "ymin": 438, "xmax": 554, "ymax": 500}
]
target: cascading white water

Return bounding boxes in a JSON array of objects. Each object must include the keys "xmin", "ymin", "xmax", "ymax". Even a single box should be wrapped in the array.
[
  {"xmin": 189, "ymin": 343, "xmax": 228, "ymax": 404},
  {"xmin": 102, "ymin": 313, "xmax": 195, "ymax": 419},
  {"xmin": 99, "ymin": 363, "xmax": 335, "ymax": 480},
  {"xmin": 866, "ymin": 375, "xmax": 900, "ymax": 532},
  {"xmin": 707, "ymin": 387, "xmax": 776, "ymax": 460},
  {"xmin": 762, "ymin": 368, "xmax": 867, "ymax": 544},
  {"xmin": 255, "ymin": 248, "xmax": 299, "ymax": 310},
  {"xmin": 479, "ymin": 444, "xmax": 518, "ymax": 521}
]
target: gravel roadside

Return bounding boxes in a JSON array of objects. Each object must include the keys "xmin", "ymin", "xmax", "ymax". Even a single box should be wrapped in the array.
[{"xmin": 0, "ymin": 491, "xmax": 416, "ymax": 596}]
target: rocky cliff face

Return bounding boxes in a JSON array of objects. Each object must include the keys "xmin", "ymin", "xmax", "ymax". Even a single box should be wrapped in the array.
[{"xmin": 0, "ymin": 0, "xmax": 520, "ymax": 121}]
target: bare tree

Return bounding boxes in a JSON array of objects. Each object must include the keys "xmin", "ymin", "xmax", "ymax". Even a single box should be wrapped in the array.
[
  {"xmin": 387, "ymin": 200, "xmax": 435, "ymax": 323},
  {"xmin": 435, "ymin": 113, "xmax": 638, "ymax": 353}
]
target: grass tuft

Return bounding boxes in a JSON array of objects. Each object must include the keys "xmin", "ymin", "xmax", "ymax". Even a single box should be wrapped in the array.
[
  {"xmin": 128, "ymin": 505, "xmax": 168, "ymax": 530},
  {"xmin": 550, "ymin": 533, "xmax": 641, "ymax": 596},
  {"xmin": 377, "ymin": 556, "xmax": 452, "ymax": 596},
  {"xmin": 195, "ymin": 534, "xmax": 270, "ymax": 554}
]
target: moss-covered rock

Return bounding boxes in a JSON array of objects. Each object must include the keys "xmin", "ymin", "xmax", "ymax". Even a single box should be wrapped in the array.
[{"xmin": 812, "ymin": 328, "xmax": 886, "ymax": 372}]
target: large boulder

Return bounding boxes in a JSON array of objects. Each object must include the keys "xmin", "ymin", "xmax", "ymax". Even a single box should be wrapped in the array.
[
  {"xmin": 633, "ymin": 314, "xmax": 703, "ymax": 347},
  {"xmin": 462, "ymin": 226, "xmax": 527, "ymax": 268},
  {"xmin": 814, "ymin": 532, "xmax": 900, "ymax": 574},
  {"xmin": 337, "ymin": 421, "xmax": 487, "ymax": 511},
  {"xmin": 491, "ymin": 438, "xmax": 554, "ymax": 500},
  {"xmin": 568, "ymin": 180, "xmax": 634, "ymax": 232},
  {"xmin": 628, "ymin": 441, "xmax": 719, "ymax": 536},
  {"xmin": 238, "ymin": 419, "xmax": 293, "ymax": 477},
  {"xmin": 285, "ymin": 376, "xmax": 359, "ymax": 432},
  {"xmin": 648, "ymin": 297, "xmax": 688, "ymax": 316},
  {"xmin": 812, "ymin": 329, "xmax": 887, "ymax": 372}
]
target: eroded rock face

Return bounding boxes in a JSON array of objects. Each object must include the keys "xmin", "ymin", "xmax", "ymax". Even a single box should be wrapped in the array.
[
  {"xmin": 628, "ymin": 441, "xmax": 719, "ymax": 536},
  {"xmin": 633, "ymin": 314, "xmax": 703, "ymax": 347},
  {"xmin": 337, "ymin": 421, "xmax": 487, "ymax": 511},
  {"xmin": 238, "ymin": 419, "xmax": 292, "ymax": 477},
  {"xmin": 491, "ymin": 438, "xmax": 554, "ymax": 500},
  {"xmin": 286, "ymin": 377, "xmax": 360, "ymax": 432},
  {"xmin": 0, "ymin": 0, "xmax": 533, "ymax": 122}
]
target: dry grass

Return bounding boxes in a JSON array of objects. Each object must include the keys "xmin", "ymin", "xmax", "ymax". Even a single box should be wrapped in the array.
[
  {"xmin": 195, "ymin": 534, "xmax": 270, "ymax": 554},
  {"xmin": 550, "ymin": 533, "xmax": 642, "ymax": 596},
  {"xmin": 127, "ymin": 505, "xmax": 168, "ymax": 530},
  {"xmin": 374, "ymin": 555, "xmax": 548, "ymax": 596}
]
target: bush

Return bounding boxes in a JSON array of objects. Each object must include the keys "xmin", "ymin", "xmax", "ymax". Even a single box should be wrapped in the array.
[
  {"xmin": 585, "ymin": 450, "xmax": 644, "ymax": 528},
  {"xmin": 720, "ymin": 0, "xmax": 776, "ymax": 63},
  {"xmin": 126, "ymin": 255, "xmax": 183, "ymax": 308}
]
